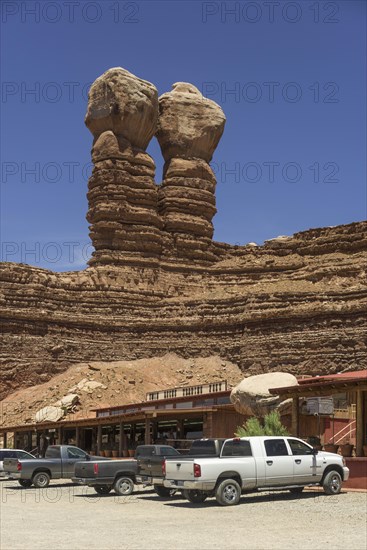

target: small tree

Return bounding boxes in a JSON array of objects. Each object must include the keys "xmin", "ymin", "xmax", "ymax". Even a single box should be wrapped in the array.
[{"xmin": 235, "ymin": 410, "xmax": 289, "ymax": 437}]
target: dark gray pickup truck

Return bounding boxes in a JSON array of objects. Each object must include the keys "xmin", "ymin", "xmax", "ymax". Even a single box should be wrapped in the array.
[
  {"xmin": 73, "ymin": 444, "xmax": 179, "ymax": 496},
  {"xmin": 4, "ymin": 445, "xmax": 107, "ymax": 488},
  {"xmin": 136, "ymin": 439, "xmax": 226, "ymax": 496}
]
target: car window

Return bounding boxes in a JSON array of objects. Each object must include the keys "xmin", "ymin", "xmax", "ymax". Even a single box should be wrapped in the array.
[
  {"xmin": 160, "ymin": 446, "xmax": 180, "ymax": 456},
  {"xmin": 136, "ymin": 446, "xmax": 154, "ymax": 457},
  {"xmin": 45, "ymin": 447, "xmax": 61, "ymax": 459},
  {"xmin": 287, "ymin": 439, "xmax": 314, "ymax": 456},
  {"xmin": 1, "ymin": 450, "xmax": 16, "ymax": 459},
  {"xmin": 264, "ymin": 439, "xmax": 289, "ymax": 457},
  {"xmin": 16, "ymin": 451, "xmax": 34, "ymax": 460},
  {"xmin": 67, "ymin": 447, "xmax": 87, "ymax": 459},
  {"xmin": 188, "ymin": 441, "xmax": 217, "ymax": 455},
  {"xmin": 222, "ymin": 440, "xmax": 252, "ymax": 457}
]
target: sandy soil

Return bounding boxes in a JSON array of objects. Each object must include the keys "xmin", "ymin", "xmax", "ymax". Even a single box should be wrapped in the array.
[{"xmin": 1, "ymin": 480, "xmax": 366, "ymax": 550}]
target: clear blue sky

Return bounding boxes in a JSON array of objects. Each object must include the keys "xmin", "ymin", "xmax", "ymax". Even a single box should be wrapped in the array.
[{"xmin": 1, "ymin": 0, "xmax": 366, "ymax": 270}]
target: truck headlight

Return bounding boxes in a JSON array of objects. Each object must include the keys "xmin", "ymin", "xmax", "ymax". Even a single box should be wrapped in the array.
[{"xmin": 342, "ymin": 457, "xmax": 346, "ymax": 467}]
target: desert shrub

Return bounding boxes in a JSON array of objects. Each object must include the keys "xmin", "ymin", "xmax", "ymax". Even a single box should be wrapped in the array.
[{"xmin": 235, "ymin": 411, "xmax": 289, "ymax": 437}]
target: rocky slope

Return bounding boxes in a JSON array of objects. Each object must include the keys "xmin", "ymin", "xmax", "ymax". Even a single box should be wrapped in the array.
[{"xmin": 0, "ymin": 67, "xmax": 366, "ymax": 405}]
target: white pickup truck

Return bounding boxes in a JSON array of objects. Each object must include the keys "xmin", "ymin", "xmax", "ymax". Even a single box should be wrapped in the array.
[{"xmin": 163, "ymin": 436, "xmax": 349, "ymax": 506}]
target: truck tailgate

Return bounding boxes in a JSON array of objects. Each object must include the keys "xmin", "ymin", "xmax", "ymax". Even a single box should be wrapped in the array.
[
  {"xmin": 165, "ymin": 459, "xmax": 196, "ymax": 481},
  {"xmin": 3, "ymin": 458, "xmax": 20, "ymax": 473}
]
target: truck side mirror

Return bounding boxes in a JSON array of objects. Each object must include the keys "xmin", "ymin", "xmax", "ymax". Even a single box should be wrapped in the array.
[{"xmin": 312, "ymin": 448, "xmax": 318, "ymax": 455}]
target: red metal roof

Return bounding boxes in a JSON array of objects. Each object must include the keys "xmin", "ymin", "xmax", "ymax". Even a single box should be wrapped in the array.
[{"xmin": 298, "ymin": 370, "xmax": 367, "ymax": 385}]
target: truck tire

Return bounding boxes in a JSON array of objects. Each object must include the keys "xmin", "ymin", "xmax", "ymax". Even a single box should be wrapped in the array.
[
  {"xmin": 323, "ymin": 470, "xmax": 342, "ymax": 495},
  {"xmin": 215, "ymin": 479, "xmax": 241, "ymax": 506},
  {"xmin": 154, "ymin": 485, "xmax": 174, "ymax": 498},
  {"xmin": 94, "ymin": 485, "xmax": 112, "ymax": 495},
  {"xmin": 113, "ymin": 477, "xmax": 134, "ymax": 496},
  {"xmin": 18, "ymin": 479, "xmax": 32, "ymax": 488},
  {"xmin": 183, "ymin": 489, "xmax": 207, "ymax": 503},
  {"xmin": 32, "ymin": 472, "xmax": 50, "ymax": 488}
]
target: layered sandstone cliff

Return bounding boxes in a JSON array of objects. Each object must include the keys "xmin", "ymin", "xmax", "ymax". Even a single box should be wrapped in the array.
[{"xmin": 0, "ymin": 68, "xmax": 366, "ymax": 401}]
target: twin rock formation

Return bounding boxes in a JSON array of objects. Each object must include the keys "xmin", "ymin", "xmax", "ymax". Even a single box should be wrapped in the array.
[
  {"xmin": 85, "ymin": 68, "xmax": 226, "ymax": 266},
  {"xmin": 0, "ymin": 67, "xmax": 366, "ymax": 403}
]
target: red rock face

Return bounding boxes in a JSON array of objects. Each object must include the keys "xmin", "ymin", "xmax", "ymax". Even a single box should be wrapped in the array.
[{"xmin": 0, "ymin": 68, "xmax": 366, "ymax": 401}]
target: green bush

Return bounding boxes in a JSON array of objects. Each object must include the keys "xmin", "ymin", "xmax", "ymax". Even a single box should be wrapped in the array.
[{"xmin": 235, "ymin": 411, "xmax": 289, "ymax": 437}]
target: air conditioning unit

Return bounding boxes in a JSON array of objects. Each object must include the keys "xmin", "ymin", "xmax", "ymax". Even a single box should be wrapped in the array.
[{"xmin": 305, "ymin": 397, "xmax": 334, "ymax": 415}]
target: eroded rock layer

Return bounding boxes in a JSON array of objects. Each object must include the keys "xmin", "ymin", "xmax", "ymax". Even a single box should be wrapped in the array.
[{"xmin": 0, "ymin": 221, "xmax": 366, "ymax": 400}]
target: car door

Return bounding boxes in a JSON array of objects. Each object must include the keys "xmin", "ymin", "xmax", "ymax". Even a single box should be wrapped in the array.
[
  {"xmin": 263, "ymin": 438, "xmax": 294, "ymax": 486},
  {"xmin": 64, "ymin": 447, "xmax": 88, "ymax": 477},
  {"xmin": 287, "ymin": 438, "xmax": 324, "ymax": 484}
]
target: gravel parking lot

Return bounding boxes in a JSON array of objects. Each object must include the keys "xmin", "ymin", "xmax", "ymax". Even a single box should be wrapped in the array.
[{"xmin": 1, "ymin": 480, "xmax": 366, "ymax": 550}]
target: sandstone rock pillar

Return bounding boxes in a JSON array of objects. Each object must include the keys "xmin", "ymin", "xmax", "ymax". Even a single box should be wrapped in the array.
[
  {"xmin": 156, "ymin": 83, "xmax": 226, "ymax": 262},
  {"xmin": 85, "ymin": 68, "xmax": 162, "ymax": 266}
]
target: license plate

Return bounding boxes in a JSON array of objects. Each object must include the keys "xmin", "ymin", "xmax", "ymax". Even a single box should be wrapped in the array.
[{"xmin": 174, "ymin": 480, "xmax": 184, "ymax": 487}]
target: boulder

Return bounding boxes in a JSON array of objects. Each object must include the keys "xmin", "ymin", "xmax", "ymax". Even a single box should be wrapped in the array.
[
  {"xmin": 70, "ymin": 379, "xmax": 107, "ymax": 394},
  {"xmin": 85, "ymin": 67, "xmax": 158, "ymax": 149},
  {"xmin": 156, "ymin": 82, "xmax": 226, "ymax": 162},
  {"xmin": 35, "ymin": 406, "xmax": 64, "ymax": 423},
  {"xmin": 55, "ymin": 394, "xmax": 79, "ymax": 409},
  {"xmin": 230, "ymin": 372, "xmax": 298, "ymax": 416}
]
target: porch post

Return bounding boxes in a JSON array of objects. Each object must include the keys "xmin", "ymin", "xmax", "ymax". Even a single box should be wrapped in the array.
[
  {"xmin": 75, "ymin": 426, "xmax": 80, "ymax": 448},
  {"xmin": 3, "ymin": 431, "xmax": 7, "ymax": 448},
  {"xmin": 292, "ymin": 397, "xmax": 299, "ymax": 437},
  {"xmin": 118, "ymin": 422, "xmax": 124, "ymax": 456},
  {"xmin": 355, "ymin": 390, "xmax": 364, "ymax": 457},
  {"xmin": 97, "ymin": 425, "xmax": 102, "ymax": 455},
  {"xmin": 144, "ymin": 417, "xmax": 151, "ymax": 445}
]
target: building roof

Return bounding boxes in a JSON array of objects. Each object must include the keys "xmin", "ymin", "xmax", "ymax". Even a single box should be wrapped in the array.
[{"xmin": 270, "ymin": 370, "xmax": 367, "ymax": 398}]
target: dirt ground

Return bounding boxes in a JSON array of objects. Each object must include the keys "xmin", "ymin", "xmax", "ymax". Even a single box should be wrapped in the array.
[{"xmin": 1, "ymin": 480, "xmax": 366, "ymax": 550}]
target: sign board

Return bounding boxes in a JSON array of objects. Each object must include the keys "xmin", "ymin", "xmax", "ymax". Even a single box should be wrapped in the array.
[{"xmin": 305, "ymin": 397, "xmax": 334, "ymax": 415}]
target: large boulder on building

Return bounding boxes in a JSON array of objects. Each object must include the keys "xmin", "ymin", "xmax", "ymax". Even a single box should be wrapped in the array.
[
  {"xmin": 230, "ymin": 372, "xmax": 298, "ymax": 416},
  {"xmin": 35, "ymin": 406, "xmax": 64, "ymax": 423}
]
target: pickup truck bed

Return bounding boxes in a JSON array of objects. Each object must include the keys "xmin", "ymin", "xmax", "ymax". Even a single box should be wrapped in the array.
[
  {"xmin": 74, "ymin": 459, "xmax": 137, "ymax": 496},
  {"xmin": 74, "ymin": 444, "xmax": 180, "ymax": 496}
]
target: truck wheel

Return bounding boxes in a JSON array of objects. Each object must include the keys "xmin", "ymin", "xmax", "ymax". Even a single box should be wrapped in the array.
[
  {"xmin": 215, "ymin": 479, "xmax": 241, "ymax": 506},
  {"xmin": 289, "ymin": 487, "xmax": 304, "ymax": 494},
  {"xmin": 183, "ymin": 489, "xmax": 207, "ymax": 504},
  {"xmin": 154, "ymin": 485, "xmax": 174, "ymax": 498},
  {"xmin": 94, "ymin": 485, "xmax": 112, "ymax": 495},
  {"xmin": 18, "ymin": 479, "xmax": 32, "ymax": 488},
  {"xmin": 113, "ymin": 477, "xmax": 134, "ymax": 496},
  {"xmin": 32, "ymin": 472, "xmax": 50, "ymax": 488},
  {"xmin": 323, "ymin": 470, "xmax": 342, "ymax": 495}
]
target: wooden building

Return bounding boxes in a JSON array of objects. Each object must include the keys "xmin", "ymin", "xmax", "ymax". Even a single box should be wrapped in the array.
[{"xmin": 0, "ymin": 381, "xmax": 246, "ymax": 456}]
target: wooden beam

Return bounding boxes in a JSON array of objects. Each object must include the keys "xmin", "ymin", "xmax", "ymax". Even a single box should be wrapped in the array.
[
  {"xmin": 97, "ymin": 425, "xmax": 102, "ymax": 455},
  {"xmin": 144, "ymin": 417, "xmax": 151, "ymax": 445},
  {"xmin": 355, "ymin": 390, "xmax": 364, "ymax": 457},
  {"xmin": 291, "ymin": 397, "xmax": 299, "ymax": 437}
]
